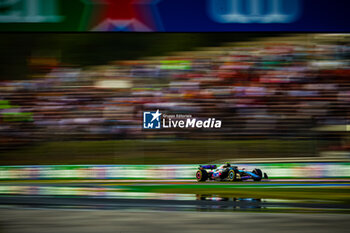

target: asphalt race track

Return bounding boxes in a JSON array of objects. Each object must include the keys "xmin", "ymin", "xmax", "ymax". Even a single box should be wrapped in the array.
[
  {"xmin": 0, "ymin": 195, "xmax": 349, "ymax": 210},
  {"xmin": 0, "ymin": 179, "xmax": 349, "ymax": 233},
  {"xmin": 0, "ymin": 209, "xmax": 349, "ymax": 233}
]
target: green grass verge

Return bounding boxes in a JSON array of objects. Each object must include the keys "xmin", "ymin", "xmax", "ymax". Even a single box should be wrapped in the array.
[{"xmin": 123, "ymin": 184, "xmax": 350, "ymax": 202}]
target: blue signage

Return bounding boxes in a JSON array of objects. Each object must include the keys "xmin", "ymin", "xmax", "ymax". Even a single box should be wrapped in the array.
[{"xmin": 154, "ymin": 0, "xmax": 350, "ymax": 31}]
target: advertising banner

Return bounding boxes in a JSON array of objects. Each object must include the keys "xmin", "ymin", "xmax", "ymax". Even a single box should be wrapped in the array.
[
  {"xmin": 0, "ymin": 163, "xmax": 349, "ymax": 180},
  {"xmin": 0, "ymin": 0, "xmax": 349, "ymax": 31}
]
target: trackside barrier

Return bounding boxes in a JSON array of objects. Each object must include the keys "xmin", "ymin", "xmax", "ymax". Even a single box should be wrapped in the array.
[{"xmin": 0, "ymin": 163, "xmax": 349, "ymax": 180}]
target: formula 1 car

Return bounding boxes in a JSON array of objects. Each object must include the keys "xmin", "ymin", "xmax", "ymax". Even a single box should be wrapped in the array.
[{"xmin": 196, "ymin": 163, "xmax": 268, "ymax": 182}]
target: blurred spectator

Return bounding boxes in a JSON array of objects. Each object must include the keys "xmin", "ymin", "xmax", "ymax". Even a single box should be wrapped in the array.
[{"xmin": 0, "ymin": 34, "xmax": 350, "ymax": 149}]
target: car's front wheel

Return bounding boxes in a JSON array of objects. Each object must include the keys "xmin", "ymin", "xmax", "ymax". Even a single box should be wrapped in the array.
[
  {"xmin": 228, "ymin": 170, "xmax": 236, "ymax": 182},
  {"xmin": 252, "ymin": 168, "xmax": 262, "ymax": 181}
]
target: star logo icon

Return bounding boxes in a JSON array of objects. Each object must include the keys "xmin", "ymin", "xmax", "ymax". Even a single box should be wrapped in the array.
[
  {"xmin": 150, "ymin": 109, "xmax": 161, "ymax": 122},
  {"xmin": 143, "ymin": 109, "xmax": 162, "ymax": 129}
]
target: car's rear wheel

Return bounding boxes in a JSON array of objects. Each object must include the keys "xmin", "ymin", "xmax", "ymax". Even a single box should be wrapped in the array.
[
  {"xmin": 252, "ymin": 168, "xmax": 262, "ymax": 181},
  {"xmin": 228, "ymin": 170, "xmax": 236, "ymax": 182},
  {"xmin": 196, "ymin": 169, "xmax": 208, "ymax": 182}
]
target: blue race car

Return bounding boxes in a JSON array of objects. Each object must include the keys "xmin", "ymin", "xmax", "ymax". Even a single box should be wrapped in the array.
[{"xmin": 196, "ymin": 163, "xmax": 268, "ymax": 182}]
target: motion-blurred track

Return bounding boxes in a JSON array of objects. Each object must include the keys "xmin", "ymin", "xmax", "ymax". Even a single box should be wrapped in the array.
[
  {"xmin": 0, "ymin": 179, "xmax": 349, "ymax": 212},
  {"xmin": 1, "ymin": 209, "xmax": 349, "ymax": 233},
  {"xmin": 0, "ymin": 179, "xmax": 349, "ymax": 233}
]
